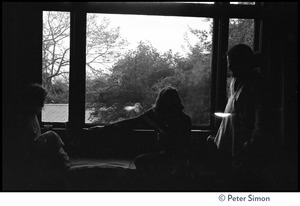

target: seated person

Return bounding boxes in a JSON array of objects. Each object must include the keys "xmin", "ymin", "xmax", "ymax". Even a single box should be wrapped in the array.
[
  {"xmin": 15, "ymin": 83, "xmax": 70, "ymax": 189},
  {"xmin": 89, "ymin": 86, "xmax": 192, "ymax": 177}
]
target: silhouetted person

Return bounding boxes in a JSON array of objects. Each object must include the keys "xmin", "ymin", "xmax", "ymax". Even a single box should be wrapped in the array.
[
  {"xmin": 207, "ymin": 44, "xmax": 272, "ymax": 178},
  {"xmin": 90, "ymin": 86, "xmax": 192, "ymax": 177},
  {"xmin": 15, "ymin": 83, "xmax": 70, "ymax": 190}
]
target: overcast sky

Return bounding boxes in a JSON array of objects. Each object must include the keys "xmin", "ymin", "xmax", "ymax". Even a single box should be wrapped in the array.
[{"xmin": 93, "ymin": 13, "xmax": 212, "ymax": 56}]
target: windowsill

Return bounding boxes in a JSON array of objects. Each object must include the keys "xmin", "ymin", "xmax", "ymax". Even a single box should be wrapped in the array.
[{"xmin": 43, "ymin": 127, "xmax": 210, "ymax": 134}]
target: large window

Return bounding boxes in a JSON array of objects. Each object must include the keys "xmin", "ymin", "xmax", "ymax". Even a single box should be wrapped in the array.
[
  {"xmin": 85, "ymin": 14, "xmax": 213, "ymax": 126},
  {"xmin": 41, "ymin": 2, "xmax": 263, "ymax": 130}
]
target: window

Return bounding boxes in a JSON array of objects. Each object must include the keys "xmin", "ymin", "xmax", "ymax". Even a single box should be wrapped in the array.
[
  {"xmin": 180, "ymin": 2, "xmax": 215, "ymax": 4},
  {"xmin": 42, "ymin": 11, "xmax": 70, "ymax": 123},
  {"xmin": 41, "ymin": 2, "xmax": 263, "ymax": 130},
  {"xmin": 230, "ymin": 2, "xmax": 255, "ymax": 5},
  {"xmin": 85, "ymin": 14, "xmax": 213, "ymax": 126}
]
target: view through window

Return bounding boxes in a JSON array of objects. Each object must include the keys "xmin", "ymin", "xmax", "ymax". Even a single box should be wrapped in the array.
[
  {"xmin": 84, "ymin": 14, "xmax": 213, "ymax": 126},
  {"xmin": 42, "ymin": 11, "xmax": 70, "ymax": 123},
  {"xmin": 41, "ymin": 8, "xmax": 257, "ymax": 127}
]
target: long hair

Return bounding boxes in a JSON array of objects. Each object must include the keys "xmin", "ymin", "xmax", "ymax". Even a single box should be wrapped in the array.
[
  {"xmin": 154, "ymin": 86, "xmax": 184, "ymax": 114},
  {"xmin": 21, "ymin": 83, "xmax": 48, "ymax": 114},
  {"xmin": 227, "ymin": 44, "xmax": 255, "ymax": 68}
]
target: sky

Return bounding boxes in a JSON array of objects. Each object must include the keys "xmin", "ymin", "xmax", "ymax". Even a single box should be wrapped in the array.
[
  {"xmin": 92, "ymin": 13, "xmax": 212, "ymax": 56},
  {"xmin": 43, "ymin": 11, "xmax": 213, "ymax": 79}
]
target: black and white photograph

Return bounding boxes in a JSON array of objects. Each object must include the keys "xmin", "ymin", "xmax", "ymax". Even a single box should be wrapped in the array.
[{"xmin": 2, "ymin": 2, "xmax": 298, "ymax": 197}]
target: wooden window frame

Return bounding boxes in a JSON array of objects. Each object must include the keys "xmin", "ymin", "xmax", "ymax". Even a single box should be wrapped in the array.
[{"xmin": 39, "ymin": 2, "xmax": 265, "ymax": 132}]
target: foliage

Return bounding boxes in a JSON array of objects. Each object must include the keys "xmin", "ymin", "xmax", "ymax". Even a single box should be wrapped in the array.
[
  {"xmin": 42, "ymin": 11, "xmax": 70, "ymax": 94},
  {"xmin": 228, "ymin": 18, "xmax": 254, "ymax": 50},
  {"xmin": 86, "ymin": 14, "xmax": 129, "ymax": 78},
  {"xmin": 45, "ymin": 80, "xmax": 69, "ymax": 104},
  {"xmin": 86, "ymin": 40, "xmax": 212, "ymax": 125},
  {"xmin": 43, "ymin": 13, "xmax": 254, "ymax": 126},
  {"xmin": 42, "ymin": 12, "xmax": 128, "ymax": 103},
  {"xmin": 86, "ymin": 41, "xmax": 175, "ymax": 124}
]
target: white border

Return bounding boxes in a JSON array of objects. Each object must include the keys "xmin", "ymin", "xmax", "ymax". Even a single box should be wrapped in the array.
[{"xmin": 1, "ymin": 192, "xmax": 300, "ymax": 206}]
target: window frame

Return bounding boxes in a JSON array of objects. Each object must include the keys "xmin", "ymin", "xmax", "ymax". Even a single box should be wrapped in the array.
[{"xmin": 39, "ymin": 2, "xmax": 265, "ymax": 131}]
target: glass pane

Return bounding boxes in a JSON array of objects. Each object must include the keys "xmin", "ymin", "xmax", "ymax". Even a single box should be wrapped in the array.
[
  {"xmin": 85, "ymin": 14, "xmax": 213, "ymax": 126},
  {"xmin": 178, "ymin": 2, "xmax": 215, "ymax": 4},
  {"xmin": 226, "ymin": 18, "xmax": 254, "ymax": 99},
  {"xmin": 230, "ymin": 2, "xmax": 255, "ymax": 5},
  {"xmin": 42, "ymin": 11, "xmax": 70, "ymax": 123}
]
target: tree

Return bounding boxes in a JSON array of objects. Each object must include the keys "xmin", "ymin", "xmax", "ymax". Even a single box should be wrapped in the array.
[
  {"xmin": 184, "ymin": 18, "xmax": 254, "ymax": 52},
  {"xmin": 43, "ymin": 12, "xmax": 255, "ymax": 125},
  {"xmin": 42, "ymin": 12, "xmax": 128, "ymax": 103},
  {"xmin": 86, "ymin": 14, "xmax": 129, "ymax": 78},
  {"xmin": 185, "ymin": 18, "xmax": 255, "ymax": 100},
  {"xmin": 184, "ymin": 25, "xmax": 212, "ymax": 54},
  {"xmin": 228, "ymin": 18, "xmax": 254, "ymax": 49},
  {"xmin": 45, "ymin": 79, "xmax": 69, "ymax": 104},
  {"xmin": 179, "ymin": 22, "xmax": 213, "ymax": 125},
  {"xmin": 42, "ymin": 11, "xmax": 70, "ymax": 94},
  {"xmin": 86, "ymin": 41, "xmax": 177, "ymax": 124},
  {"xmin": 86, "ymin": 16, "xmax": 255, "ymax": 125}
]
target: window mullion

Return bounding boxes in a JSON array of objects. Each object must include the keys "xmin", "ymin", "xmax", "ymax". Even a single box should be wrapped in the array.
[
  {"xmin": 69, "ymin": 10, "xmax": 86, "ymax": 129},
  {"xmin": 213, "ymin": 16, "xmax": 229, "ymax": 133},
  {"xmin": 210, "ymin": 18, "xmax": 219, "ymax": 132},
  {"xmin": 254, "ymin": 18, "xmax": 262, "ymax": 51}
]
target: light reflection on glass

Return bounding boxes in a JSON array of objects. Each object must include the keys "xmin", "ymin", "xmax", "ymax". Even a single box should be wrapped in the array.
[{"xmin": 214, "ymin": 112, "xmax": 231, "ymax": 118}]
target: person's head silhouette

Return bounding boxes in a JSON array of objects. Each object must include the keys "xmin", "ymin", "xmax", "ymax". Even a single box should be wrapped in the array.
[
  {"xmin": 22, "ymin": 83, "xmax": 48, "ymax": 115},
  {"xmin": 227, "ymin": 44, "xmax": 255, "ymax": 79},
  {"xmin": 154, "ymin": 86, "xmax": 184, "ymax": 116}
]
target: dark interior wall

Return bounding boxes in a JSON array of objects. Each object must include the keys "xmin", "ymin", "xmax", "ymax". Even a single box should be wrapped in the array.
[
  {"xmin": 2, "ymin": 3, "xmax": 43, "ymax": 189},
  {"xmin": 2, "ymin": 2, "xmax": 298, "ymax": 157},
  {"xmin": 2, "ymin": 3, "xmax": 42, "ymax": 86},
  {"xmin": 279, "ymin": 3, "xmax": 298, "ymax": 157},
  {"xmin": 2, "ymin": 3, "xmax": 42, "ymax": 151},
  {"xmin": 262, "ymin": 2, "xmax": 298, "ymax": 157}
]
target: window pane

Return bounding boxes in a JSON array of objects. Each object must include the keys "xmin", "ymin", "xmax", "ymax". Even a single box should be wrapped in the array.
[
  {"xmin": 177, "ymin": 2, "xmax": 215, "ymax": 4},
  {"xmin": 85, "ymin": 14, "xmax": 213, "ymax": 126},
  {"xmin": 230, "ymin": 2, "xmax": 255, "ymax": 5},
  {"xmin": 42, "ymin": 11, "xmax": 70, "ymax": 123},
  {"xmin": 226, "ymin": 18, "xmax": 254, "ymax": 99}
]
